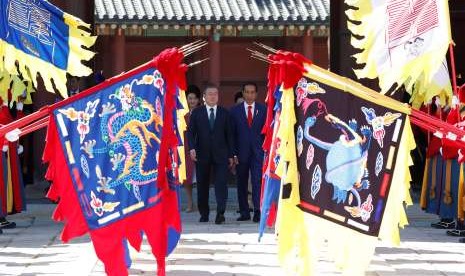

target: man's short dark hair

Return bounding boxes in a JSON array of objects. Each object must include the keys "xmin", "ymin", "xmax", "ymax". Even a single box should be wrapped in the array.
[
  {"xmin": 242, "ymin": 82, "xmax": 257, "ymax": 92},
  {"xmin": 203, "ymin": 83, "xmax": 218, "ymax": 94}
]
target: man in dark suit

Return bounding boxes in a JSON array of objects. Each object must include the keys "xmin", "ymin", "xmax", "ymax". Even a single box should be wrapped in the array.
[
  {"xmin": 187, "ymin": 84, "xmax": 234, "ymax": 224},
  {"xmin": 230, "ymin": 83, "xmax": 266, "ymax": 222}
]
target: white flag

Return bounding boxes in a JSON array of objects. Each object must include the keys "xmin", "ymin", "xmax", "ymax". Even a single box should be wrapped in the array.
[{"xmin": 346, "ymin": 0, "xmax": 452, "ymax": 103}]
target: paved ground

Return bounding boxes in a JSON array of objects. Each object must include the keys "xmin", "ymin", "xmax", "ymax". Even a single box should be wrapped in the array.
[{"xmin": 1, "ymin": 183, "xmax": 465, "ymax": 275}]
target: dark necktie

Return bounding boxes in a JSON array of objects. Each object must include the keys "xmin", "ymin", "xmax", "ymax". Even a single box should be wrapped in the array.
[
  {"xmin": 209, "ymin": 107, "xmax": 215, "ymax": 130},
  {"xmin": 247, "ymin": 105, "xmax": 253, "ymax": 127}
]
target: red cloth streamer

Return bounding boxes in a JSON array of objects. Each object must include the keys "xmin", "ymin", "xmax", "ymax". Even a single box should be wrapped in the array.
[
  {"xmin": 260, "ymin": 52, "xmax": 312, "ymax": 229},
  {"xmin": 441, "ymin": 107, "xmax": 462, "ymax": 159},
  {"xmin": 425, "ymin": 106, "xmax": 444, "ymax": 158}
]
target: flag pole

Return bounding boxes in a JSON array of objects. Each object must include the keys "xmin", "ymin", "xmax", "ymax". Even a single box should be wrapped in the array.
[
  {"xmin": 450, "ymin": 43, "xmax": 459, "ymax": 96},
  {"xmin": 449, "ymin": 42, "xmax": 461, "ymax": 123},
  {"xmin": 19, "ymin": 117, "xmax": 50, "ymax": 137},
  {"xmin": 0, "ymin": 106, "xmax": 50, "ymax": 139}
]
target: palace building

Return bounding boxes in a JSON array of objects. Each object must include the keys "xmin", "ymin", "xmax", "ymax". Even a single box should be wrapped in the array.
[{"xmin": 92, "ymin": 0, "xmax": 330, "ymax": 105}]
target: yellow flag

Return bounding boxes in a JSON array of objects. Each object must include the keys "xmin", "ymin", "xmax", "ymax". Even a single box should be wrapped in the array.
[
  {"xmin": 177, "ymin": 89, "xmax": 188, "ymax": 184},
  {"xmin": 0, "ymin": 0, "xmax": 96, "ymax": 98},
  {"xmin": 409, "ymin": 60, "xmax": 453, "ymax": 108}
]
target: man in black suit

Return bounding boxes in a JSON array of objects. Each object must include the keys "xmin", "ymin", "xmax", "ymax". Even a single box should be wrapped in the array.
[{"xmin": 187, "ymin": 84, "xmax": 234, "ymax": 224}]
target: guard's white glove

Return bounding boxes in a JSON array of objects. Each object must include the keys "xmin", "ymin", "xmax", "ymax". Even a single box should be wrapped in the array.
[
  {"xmin": 16, "ymin": 102, "xmax": 24, "ymax": 111},
  {"xmin": 452, "ymin": 95, "xmax": 460, "ymax": 108},
  {"xmin": 18, "ymin": 144, "xmax": 23, "ymax": 155},
  {"xmin": 5, "ymin": 128, "xmax": 21, "ymax": 142}
]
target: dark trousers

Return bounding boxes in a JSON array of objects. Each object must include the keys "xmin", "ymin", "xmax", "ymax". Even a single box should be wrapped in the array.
[
  {"xmin": 236, "ymin": 157, "xmax": 262, "ymax": 216},
  {"xmin": 196, "ymin": 160, "xmax": 228, "ymax": 218}
]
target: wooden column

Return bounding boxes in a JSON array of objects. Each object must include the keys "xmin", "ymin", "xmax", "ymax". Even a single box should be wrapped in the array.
[
  {"xmin": 450, "ymin": 1, "xmax": 465, "ymax": 85},
  {"xmin": 112, "ymin": 28, "xmax": 126, "ymax": 76},
  {"xmin": 330, "ymin": 0, "xmax": 353, "ymax": 77},
  {"xmin": 208, "ymin": 32, "xmax": 221, "ymax": 87},
  {"xmin": 66, "ymin": 0, "xmax": 95, "ymax": 90},
  {"xmin": 283, "ymin": 36, "xmax": 293, "ymax": 52},
  {"xmin": 99, "ymin": 35, "xmax": 112, "ymax": 78},
  {"xmin": 50, "ymin": 0, "xmax": 65, "ymax": 10},
  {"xmin": 302, "ymin": 29, "xmax": 314, "ymax": 61},
  {"xmin": 329, "ymin": 0, "xmax": 378, "ymax": 89},
  {"xmin": 66, "ymin": 0, "xmax": 93, "ymax": 24}
]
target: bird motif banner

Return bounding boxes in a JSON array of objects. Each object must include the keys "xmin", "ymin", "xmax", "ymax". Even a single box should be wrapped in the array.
[
  {"xmin": 345, "ymin": 0, "xmax": 452, "ymax": 106},
  {"xmin": 254, "ymin": 49, "xmax": 415, "ymax": 275},
  {"xmin": 295, "ymin": 75, "xmax": 407, "ymax": 237},
  {"xmin": 43, "ymin": 48, "xmax": 190, "ymax": 276},
  {"xmin": 0, "ymin": 0, "xmax": 96, "ymax": 98}
]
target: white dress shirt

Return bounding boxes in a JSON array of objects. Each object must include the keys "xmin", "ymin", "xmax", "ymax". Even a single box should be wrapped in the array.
[
  {"xmin": 243, "ymin": 102, "xmax": 255, "ymax": 118},
  {"xmin": 206, "ymin": 104, "xmax": 217, "ymax": 118}
]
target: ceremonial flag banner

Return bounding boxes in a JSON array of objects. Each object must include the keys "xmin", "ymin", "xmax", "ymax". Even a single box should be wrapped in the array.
[
  {"xmin": 295, "ymin": 75, "xmax": 406, "ymax": 236},
  {"xmin": 258, "ymin": 51, "xmax": 415, "ymax": 275},
  {"xmin": 345, "ymin": 0, "xmax": 452, "ymax": 106},
  {"xmin": 0, "ymin": 0, "xmax": 96, "ymax": 97},
  {"xmin": 43, "ymin": 48, "xmax": 188, "ymax": 276},
  {"xmin": 55, "ymin": 68, "xmax": 166, "ymax": 229}
]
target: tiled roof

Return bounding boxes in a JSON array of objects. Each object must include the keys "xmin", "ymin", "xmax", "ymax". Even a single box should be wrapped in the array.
[{"xmin": 95, "ymin": 0, "xmax": 329, "ymax": 25}]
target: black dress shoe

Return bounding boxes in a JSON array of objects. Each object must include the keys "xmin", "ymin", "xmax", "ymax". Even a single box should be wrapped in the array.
[
  {"xmin": 446, "ymin": 230, "xmax": 465, "ymax": 237},
  {"xmin": 431, "ymin": 221, "xmax": 455, "ymax": 229},
  {"xmin": 236, "ymin": 208, "xmax": 253, "ymax": 213},
  {"xmin": 199, "ymin": 216, "xmax": 209, "ymax": 222},
  {"xmin": 253, "ymin": 212, "xmax": 260, "ymax": 223},
  {"xmin": 0, "ymin": 221, "xmax": 16, "ymax": 229},
  {"xmin": 215, "ymin": 214, "xmax": 225, "ymax": 225},
  {"xmin": 236, "ymin": 215, "xmax": 251, "ymax": 221}
]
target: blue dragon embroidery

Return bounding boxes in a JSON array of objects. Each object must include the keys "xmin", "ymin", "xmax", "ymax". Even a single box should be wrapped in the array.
[{"xmin": 80, "ymin": 77, "xmax": 163, "ymax": 201}]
